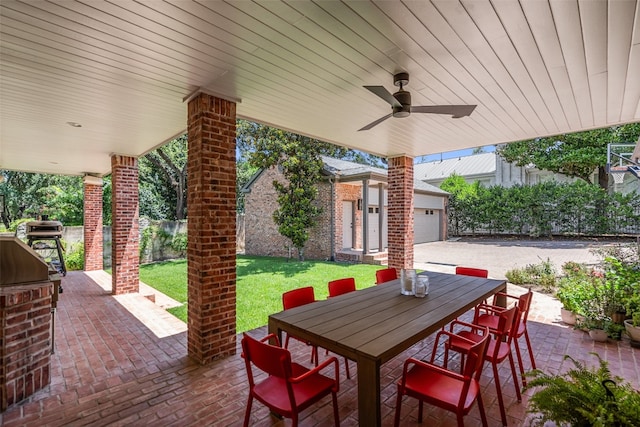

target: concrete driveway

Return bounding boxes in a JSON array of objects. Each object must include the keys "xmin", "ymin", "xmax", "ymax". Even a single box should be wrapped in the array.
[{"xmin": 413, "ymin": 237, "xmax": 623, "ymax": 279}]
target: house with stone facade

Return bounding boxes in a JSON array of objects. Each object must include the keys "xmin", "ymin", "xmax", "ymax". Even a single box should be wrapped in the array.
[{"xmin": 242, "ymin": 156, "xmax": 449, "ymax": 264}]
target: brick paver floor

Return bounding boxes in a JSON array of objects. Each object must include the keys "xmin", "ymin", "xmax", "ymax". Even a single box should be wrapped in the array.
[{"xmin": 1, "ymin": 271, "xmax": 638, "ymax": 426}]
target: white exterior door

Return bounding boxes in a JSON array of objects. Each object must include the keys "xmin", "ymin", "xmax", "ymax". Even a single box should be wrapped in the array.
[
  {"xmin": 342, "ymin": 201, "xmax": 353, "ymax": 249},
  {"xmin": 414, "ymin": 209, "xmax": 441, "ymax": 243}
]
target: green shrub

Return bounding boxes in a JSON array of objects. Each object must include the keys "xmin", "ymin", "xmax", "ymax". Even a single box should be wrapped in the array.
[
  {"xmin": 505, "ymin": 258, "xmax": 557, "ymax": 293},
  {"xmin": 505, "ymin": 267, "xmax": 534, "ymax": 285},
  {"xmin": 171, "ymin": 232, "xmax": 187, "ymax": 256},
  {"xmin": 65, "ymin": 242, "xmax": 84, "ymax": 271}
]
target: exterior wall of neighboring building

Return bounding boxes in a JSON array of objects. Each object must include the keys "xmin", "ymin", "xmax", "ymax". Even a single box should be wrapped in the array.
[
  {"xmin": 243, "ymin": 167, "xmax": 332, "ymax": 260},
  {"xmin": 334, "ymin": 183, "xmax": 363, "ymax": 251},
  {"xmin": 416, "ymin": 152, "xmax": 592, "ymax": 189}
]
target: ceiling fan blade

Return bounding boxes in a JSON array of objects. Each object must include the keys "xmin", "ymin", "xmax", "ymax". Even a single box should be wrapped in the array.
[
  {"xmin": 364, "ymin": 86, "xmax": 400, "ymax": 107},
  {"xmin": 411, "ymin": 105, "xmax": 476, "ymax": 118},
  {"xmin": 358, "ymin": 113, "xmax": 392, "ymax": 131}
]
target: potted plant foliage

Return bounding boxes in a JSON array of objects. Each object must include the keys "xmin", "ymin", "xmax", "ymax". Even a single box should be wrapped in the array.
[
  {"xmin": 623, "ymin": 294, "xmax": 640, "ymax": 343},
  {"xmin": 556, "ymin": 262, "xmax": 594, "ymax": 326},
  {"xmin": 525, "ymin": 353, "xmax": 640, "ymax": 426}
]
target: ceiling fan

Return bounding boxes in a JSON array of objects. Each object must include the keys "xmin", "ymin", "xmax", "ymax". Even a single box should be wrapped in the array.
[{"xmin": 358, "ymin": 72, "xmax": 476, "ymax": 131}]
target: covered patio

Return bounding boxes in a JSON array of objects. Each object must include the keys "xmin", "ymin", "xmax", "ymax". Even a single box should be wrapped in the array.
[
  {"xmin": 1, "ymin": 1, "xmax": 639, "ymax": 424},
  {"xmin": 1, "ymin": 271, "xmax": 637, "ymax": 427}
]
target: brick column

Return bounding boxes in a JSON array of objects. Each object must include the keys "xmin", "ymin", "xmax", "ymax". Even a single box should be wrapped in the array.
[
  {"xmin": 1, "ymin": 282, "xmax": 52, "ymax": 411},
  {"xmin": 83, "ymin": 176, "xmax": 103, "ymax": 271},
  {"xmin": 387, "ymin": 156, "xmax": 414, "ymax": 272},
  {"xmin": 187, "ymin": 92, "xmax": 237, "ymax": 364},
  {"xmin": 111, "ymin": 155, "xmax": 139, "ymax": 295}
]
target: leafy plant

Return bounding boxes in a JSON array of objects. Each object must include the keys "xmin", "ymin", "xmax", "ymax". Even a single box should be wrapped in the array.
[
  {"xmin": 170, "ymin": 232, "xmax": 188, "ymax": 256},
  {"xmin": 65, "ymin": 242, "xmax": 85, "ymax": 271},
  {"xmin": 504, "ymin": 258, "xmax": 557, "ymax": 293},
  {"xmin": 505, "ymin": 267, "xmax": 533, "ymax": 286},
  {"xmin": 555, "ymin": 272, "xmax": 597, "ymax": 315},
  {"xmin": 525, "ymin": 353, "xmax": 640, "ymax": 427}
]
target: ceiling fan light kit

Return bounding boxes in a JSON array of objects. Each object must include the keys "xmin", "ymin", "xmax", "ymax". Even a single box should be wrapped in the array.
[{"xmin": 359, "ymin": 72, "xmax": 476, "ymax": 131}]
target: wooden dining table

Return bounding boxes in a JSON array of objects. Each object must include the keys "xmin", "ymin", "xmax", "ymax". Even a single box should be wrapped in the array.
[{"xmin": 268, "ymin": 271, "xmax": 507, "ymax": 427}]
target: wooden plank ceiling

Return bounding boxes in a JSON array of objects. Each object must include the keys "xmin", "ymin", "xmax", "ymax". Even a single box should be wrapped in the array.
[{"xmin": 1, "ymin": 0, "xmax": 638, "ymax": 176}]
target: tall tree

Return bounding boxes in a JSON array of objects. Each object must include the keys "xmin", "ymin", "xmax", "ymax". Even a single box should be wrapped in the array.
[
  {"xmin": 497, "ymin": 123, "xmax": 640, "ymax": 189},
  {"xmin": 0, "ymin": 171, "xmax": 84, "ymax": 228},
  {"xmin": 139, "ymin": 135, "xmax": 188, "ymax": 220}
]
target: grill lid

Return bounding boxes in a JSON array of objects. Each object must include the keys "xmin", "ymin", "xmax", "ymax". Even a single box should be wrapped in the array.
[{"xmin": 26, "ymin": 220, "xmax": 63, "ymax": 238}]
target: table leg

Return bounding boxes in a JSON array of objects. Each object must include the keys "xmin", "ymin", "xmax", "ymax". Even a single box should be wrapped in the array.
[
  {"xmin": 267, "ymin": 318, "xmax": 282, "ymax": 346},
  {"xmin": 357, "ymin": 356, "xmax": 381, "ymax": 427}
]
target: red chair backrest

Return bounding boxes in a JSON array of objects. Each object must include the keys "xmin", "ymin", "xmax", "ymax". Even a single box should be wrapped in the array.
[
  {"xmin": 455, "ymin": 266, "xmax": 489, "ymax": 278},
  {"xmin": 496, "ymin": 305, "xmax": 519, "ymax": 341},
  {"xmin": 517, "ymin": 290, "xmax": 533, "ymax": 323},
  {"xmin": 375, "ymin": 267, "xmax": 398, "ymax": 284},
  {"xmin": 463, "ymin": 331, "xmax": 490, "ymax": 380},
  {"xmin": 282, "ymin": 286, "xmax": 316, "ymax": 310},
  {"xmin": 241, "ymin": 333, "xmax": 291, "ymax": 380},
  {"xmin": 328, "ymin": 278, "xmax": 356, "ymax": 297}
]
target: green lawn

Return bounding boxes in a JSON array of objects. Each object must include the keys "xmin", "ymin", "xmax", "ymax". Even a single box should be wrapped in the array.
[{"xmin": 138, "ymin": 255, "xmax": 383, "ymax": 333}]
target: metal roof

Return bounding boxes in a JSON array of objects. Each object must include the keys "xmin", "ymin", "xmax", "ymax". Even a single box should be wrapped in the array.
[{"xmin": 414, "ymin": 152, "xmax": 497, "ymax": 181}]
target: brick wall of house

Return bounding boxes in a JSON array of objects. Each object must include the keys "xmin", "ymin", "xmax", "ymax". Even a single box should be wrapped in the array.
[
  {"xmin": 186, "ymin": 93, "xmax": 237, "ymax": 364},
  {"xmin": 83, "ymin": 181, "xmax": 103, "ymax": 271},
  {"xmin": 388, "ymin": 156, "xmax": 414, "ymax": 271},
  {"xmin": 0, "ymin": 282, "xmax": 51, "ymax": 411},
  {"xmin": 111, "ymin": 155, "xmax": 139, "ymax": 295},
  {"xmin": 333, "ymin": 183, "xmax": 362, "ymax": 251},
  {"xmin": 244, "ymin": 167, "xmax": 332, "ymax": 260}
]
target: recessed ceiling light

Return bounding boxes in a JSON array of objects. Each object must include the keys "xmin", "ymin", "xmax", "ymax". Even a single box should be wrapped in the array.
[{"xmin": 66, "ymin": 121, "xmax": 82, "ymax": 128}]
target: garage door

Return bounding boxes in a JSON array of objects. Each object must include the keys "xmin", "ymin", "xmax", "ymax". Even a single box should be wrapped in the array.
[{"xmin": 414, "ymin": 209, "xmax": 441, "ymax": 243}]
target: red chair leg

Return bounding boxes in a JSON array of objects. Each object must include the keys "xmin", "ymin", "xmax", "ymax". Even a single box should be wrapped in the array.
[
  {"xmin": 243, "ymin": 395, "xmax": 253, "ymax": 427},
  {"xmin": 476, "ymin": 392, "xmax": 489, "ymax": 427},
  {"xmin": 418, "ymin": 400, "xmax": 424, "ymax": 423},
  {"xmin": 514, "ymin": 339, "xmax": 527, "ymax": 387},
  {"xmin": 508, "ymin": 351, "xmax": 522, "ymax": 401},
  {"xmin": 394, "ymin": 386, "xmax": 403, "ymax": 427},
  {"xmin": 492, "ymin": 363, "xmax": 508, "ymax": 427},
  {"xmin": 524, "ymin": 329, "xmax": 536, "ymax": 369},
  {"xmin": 344, "ymin": 357, "xmax": 350, "ymax": 379},
  {"xmin": 332, "ymin": 391, "xmax": 340, "ymax": 427}
]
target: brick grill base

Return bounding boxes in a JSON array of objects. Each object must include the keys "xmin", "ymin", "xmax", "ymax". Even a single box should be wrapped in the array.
[{"xmin": 0, "ymin": 282, "xmax": 52, "ymax": 411}]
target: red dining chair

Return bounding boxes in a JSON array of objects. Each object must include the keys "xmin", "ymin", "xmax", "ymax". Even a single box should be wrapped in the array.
[
  {"xmin": 455, "ymin": 266, "xmax": 489, "ymax": 278},
  {"xmin": 394, "ymin": 326, "xmax": 490, "ymax": 427},
  {"xmin": 282, "ymin": 286, "xmax": 319, "ymax": 365},
  {"xmin": 241, "ymin": 333, "xmax": 340, "ymax": 427},
  {"xmin": 446, "ymin": 305, "xmax": 521, "ymax": 427},
  {"xmin": 455, "ymin": 266, "xmax": 489, "ymax": 305},
  {"xmin": 475, "ymin": 289, "xmax": 536, "ymax": 386},
  {"xmin": 327, "ymin": 277, "xmax": 357, "ymax": 379},
  {"xmin": 328, "ymin": 277, "xmax": 356, "ymax": 297},
  {"xmin": 375, "ymin": 267, "xmax": 398, "ymax": 284}
]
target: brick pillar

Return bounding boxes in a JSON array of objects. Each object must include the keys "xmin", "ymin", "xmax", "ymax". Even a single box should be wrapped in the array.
[
  {"xmin": 1, "ymin": 282, "xmax": 52, "ymax": 411},
  {"xmin": 388, "ymin": 156, "xmax": 414, "ymax": 272},
  {"xmin": 111, "ymin": 155, "xmax": 139, "ymax": 295},
  {"xmin": 83, "ymin": 176, "xmax": 103, "ymax": 271},
  {"xmin": 187, "ymin": 92, "xmax": 237, "ymax": 364}
]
